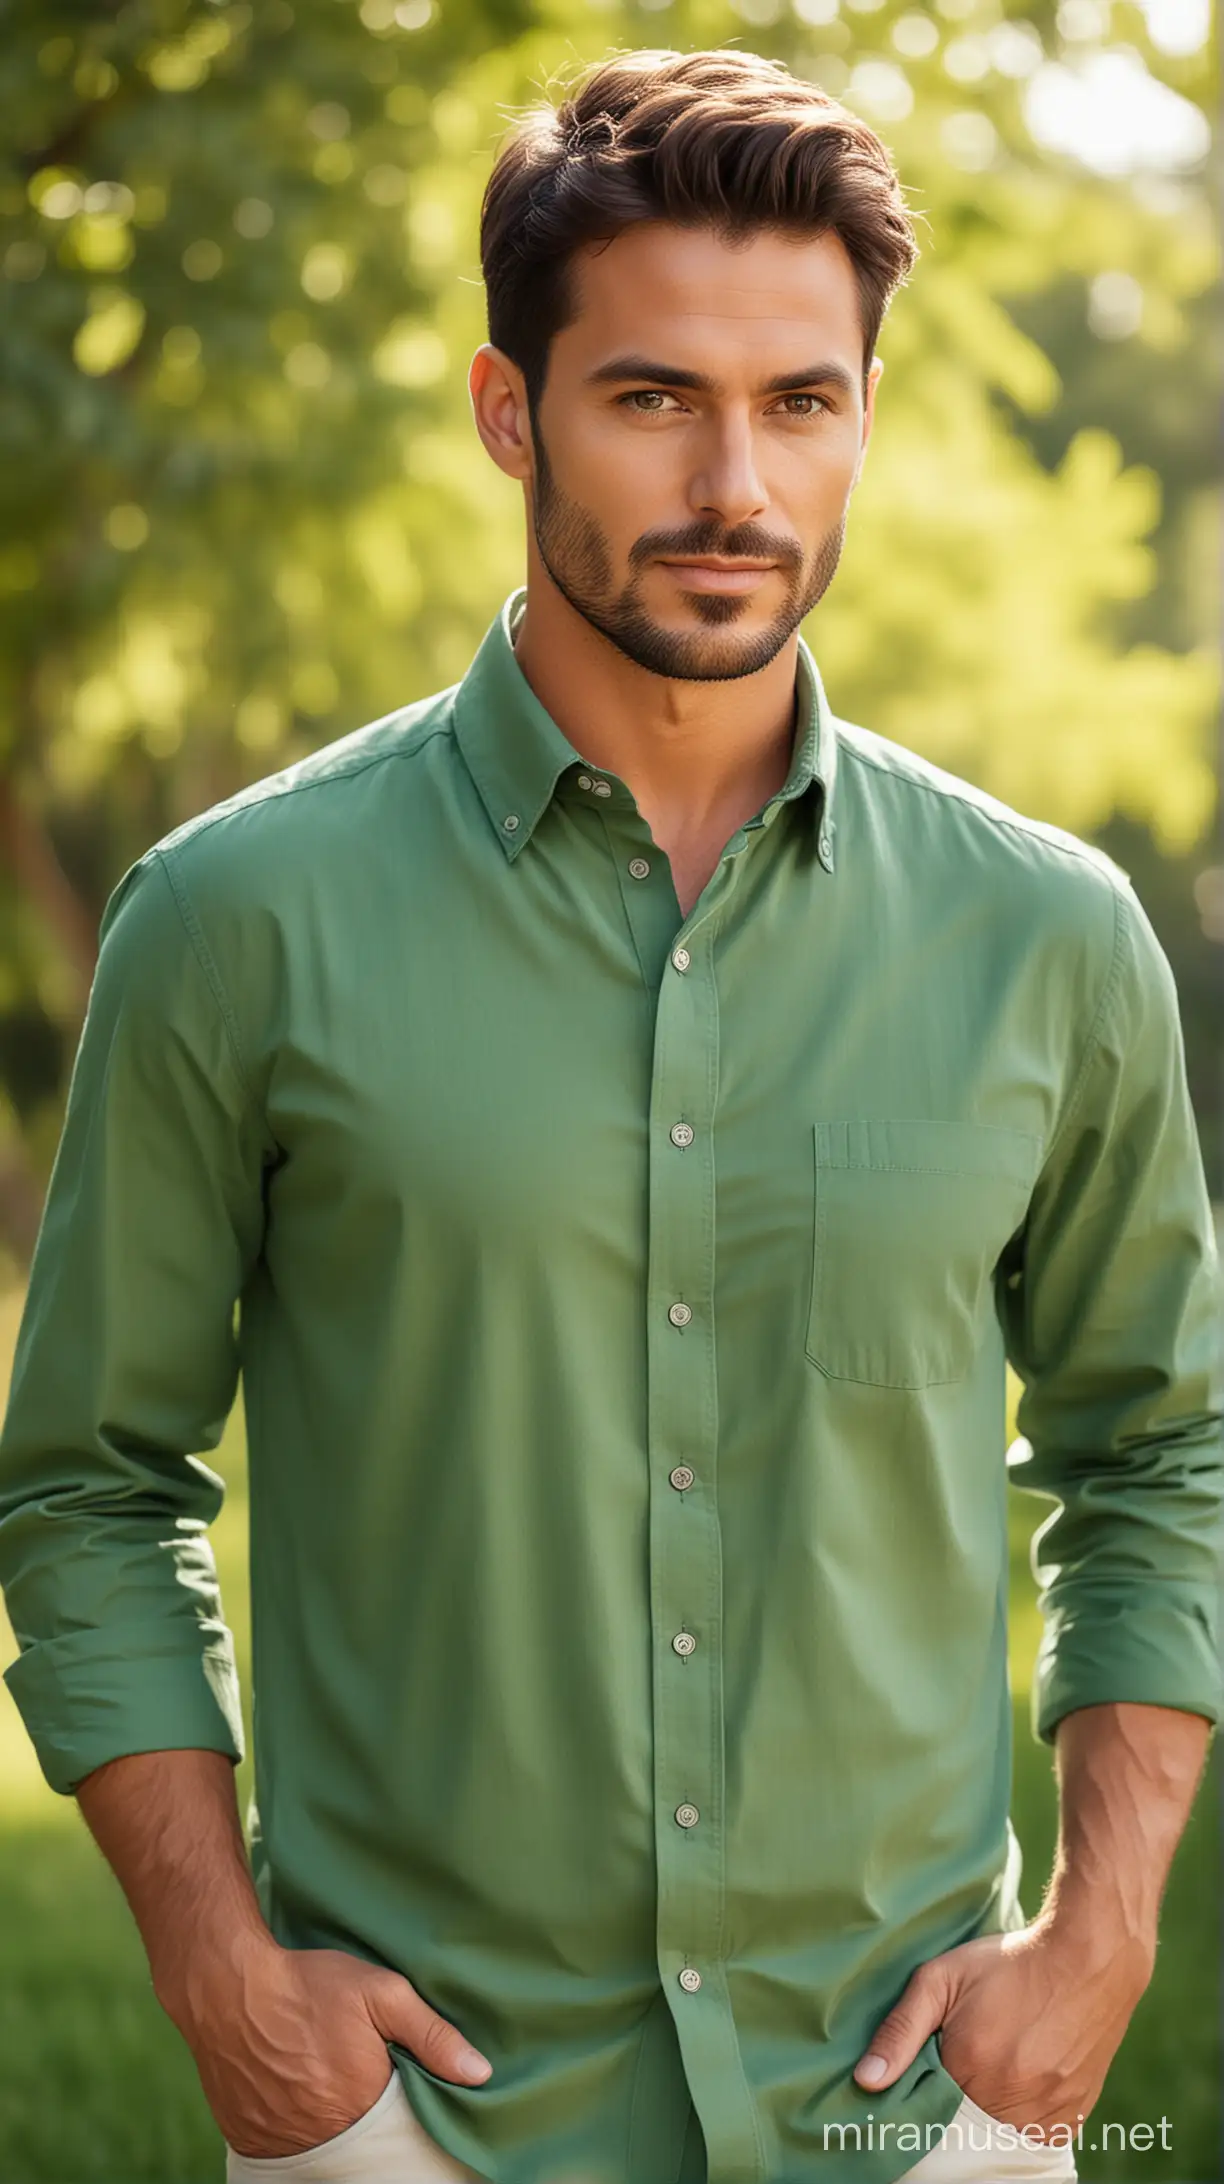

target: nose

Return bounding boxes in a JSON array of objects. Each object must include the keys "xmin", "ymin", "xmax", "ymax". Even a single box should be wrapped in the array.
[{"xmin": 688, "ymin": 407, "xmax": 769, "ymax": 529}]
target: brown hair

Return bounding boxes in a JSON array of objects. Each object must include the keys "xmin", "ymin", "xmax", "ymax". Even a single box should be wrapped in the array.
[{"xmin": 480, "ymin": 48, "xmax": 921, "ymax": 416}]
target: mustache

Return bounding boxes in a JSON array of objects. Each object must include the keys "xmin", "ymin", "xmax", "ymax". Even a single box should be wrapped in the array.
[{"xmin": 628, "ymin": 522, "xmax": 804, "ymax": 572}]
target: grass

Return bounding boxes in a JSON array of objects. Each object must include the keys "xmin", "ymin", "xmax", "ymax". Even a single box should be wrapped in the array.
[{"xmin": 0, "ymin": 1288, "xmax": 1218, "ymax": 2183}]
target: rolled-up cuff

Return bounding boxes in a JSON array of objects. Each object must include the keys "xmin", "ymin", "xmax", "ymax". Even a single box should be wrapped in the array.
[
  {"xmin": 3, "ymin": 1615, "xmax": 244, "ymax": 1794},
  {"xmin": 1031, "ymin": 1582, "xmax": 1223, "ymax": 1745}
]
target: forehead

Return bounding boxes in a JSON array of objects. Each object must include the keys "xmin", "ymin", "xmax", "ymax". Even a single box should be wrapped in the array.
[{"xmin": 557, "ymin": 222, "xmax": 862, "ymax": 374}]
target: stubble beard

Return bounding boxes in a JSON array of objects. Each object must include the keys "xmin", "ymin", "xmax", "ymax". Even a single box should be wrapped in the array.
[{"xmin": 528, "ymin": 412, "xmax": 846, "ymax": 684}]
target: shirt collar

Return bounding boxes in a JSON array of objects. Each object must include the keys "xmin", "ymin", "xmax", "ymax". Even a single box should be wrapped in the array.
[{"xmin": 452, "ymin": 586, "xmax": 839, "ymax": 873}]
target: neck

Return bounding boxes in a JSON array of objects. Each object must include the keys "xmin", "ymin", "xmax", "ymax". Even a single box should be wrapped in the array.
[{"xmin": 511, "ymin": 562, "xmax": 801, "ymax": 857}]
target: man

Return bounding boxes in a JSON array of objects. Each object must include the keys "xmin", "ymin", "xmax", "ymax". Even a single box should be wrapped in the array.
[{"xmin": 1, "ymin": 44, "xmax": 1220, "ymax": 2184}]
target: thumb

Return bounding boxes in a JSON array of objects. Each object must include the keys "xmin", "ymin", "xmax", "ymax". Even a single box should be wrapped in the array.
[
  {"xmin": 854, "ymin": 1958, "xmax": 950, "ymax": 2091},
  {"xmin": 362, "ymin": 1968, "xmax": 493, "ymax": 2086}
]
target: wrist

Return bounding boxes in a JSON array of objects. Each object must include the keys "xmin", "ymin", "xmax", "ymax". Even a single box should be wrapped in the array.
[
  {"xmin": 153, "ymin": 1915, "xmax": 282, "ymax": 2044},
  {"xmin": 1032, "ymin": 1888, "xmax": 1156, "ymax": 1997}
]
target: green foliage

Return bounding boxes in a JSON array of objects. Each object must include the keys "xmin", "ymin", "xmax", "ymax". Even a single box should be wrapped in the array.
[
  {"xmin": 0, "ymin": 0, "xmax": 1219, "ymax": 1221},
  {"xmin": 0, "ymin": 0, "xmax": 537, "ymax": 791}
]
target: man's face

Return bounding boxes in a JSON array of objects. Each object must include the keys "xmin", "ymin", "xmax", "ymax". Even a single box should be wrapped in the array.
[{"xmin": 518, "ymin": 221, "xmax": 880, "ymax": 682}]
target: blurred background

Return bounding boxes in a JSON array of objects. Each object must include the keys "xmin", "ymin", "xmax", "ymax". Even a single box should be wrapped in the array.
[{"xmin": 0, "ymin": 0, "xmax": 1219, "ymax": 2178}]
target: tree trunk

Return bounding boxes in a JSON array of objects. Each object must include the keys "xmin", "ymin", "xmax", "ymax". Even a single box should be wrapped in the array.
[
  {"xmin": 0, "ymin": 1133, "xmax": 43, "ymax": 1272},
  {"xmin": 0, "ymin": 774, "xmax": 99, "ymax": 1008},
  {"xmin": 0, "ymin": 773, "xmax": 98, "ymax": 1267}
]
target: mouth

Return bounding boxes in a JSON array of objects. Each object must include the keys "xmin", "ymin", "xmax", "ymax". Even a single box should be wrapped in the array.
[{"xmin": 657, "ymin": 559, "xmax": 778, "ymax": 595}]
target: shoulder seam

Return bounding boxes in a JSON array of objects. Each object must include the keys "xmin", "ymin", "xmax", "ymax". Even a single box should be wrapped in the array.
[
  {"xmin": 153, "ymin": 847, "xmax": 256, "ymax": 1109},
  {"xmin": 163, "ymin": 710, "xmax": 454, "ymax": 855},
  {"xmin": 838, "ymin": 737, "xmax": 1123, "ymax": 881},
  {"xmin": 1040, "ymin": 881, "xmax": 1129, "ymax": 1170}
]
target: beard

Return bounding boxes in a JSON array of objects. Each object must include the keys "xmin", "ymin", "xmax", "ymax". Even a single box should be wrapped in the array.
[{"xmin": 528, "ymin": 411, "xmax": 846, "ymax": 684}]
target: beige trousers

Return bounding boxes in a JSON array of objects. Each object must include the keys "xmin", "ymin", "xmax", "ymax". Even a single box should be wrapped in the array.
[
  {"xmin": 224, "ymin": 2071, "xmax": 479, "ymax": 2183},
  {"xmin": 901, "ymin": 2093, "xmax": 1078, "ymax": 2181},
  {"xmin": 225, "ymin": 2072, "xmax": 1079, "ymax": 2183}
]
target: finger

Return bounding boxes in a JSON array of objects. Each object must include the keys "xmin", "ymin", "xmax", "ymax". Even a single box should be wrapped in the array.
[
  {"xmin": 854, "ymin": 1960, "xmax": 950, "ymax": 2090},
  {"xmin": 363, "ymin": 1971, "xmax": 493, "ymax": 2085}
]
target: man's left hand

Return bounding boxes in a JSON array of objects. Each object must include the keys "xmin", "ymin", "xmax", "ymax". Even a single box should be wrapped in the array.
[{"xmin": 852, "ymin": 1914, "xmax": 1153, "ymax": 2135}]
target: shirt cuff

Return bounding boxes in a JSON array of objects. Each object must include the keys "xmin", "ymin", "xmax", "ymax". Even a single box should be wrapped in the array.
[
  {"xmin": 4, "ymin": 1617, "xmax": 245, "ymax": 1795},
  {"xmin": 1031, "ymin": 1582, "xmax": 1224, "ymax": 1745}
]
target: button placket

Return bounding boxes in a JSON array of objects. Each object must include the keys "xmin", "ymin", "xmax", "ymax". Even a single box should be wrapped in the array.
[
  {"xmin": 642, "ymin": 884, "xmax": 762, "ymax": 2181},
  {"xmin": 588, "ymin": 790, "xmax": 683, "ymax": 996}
]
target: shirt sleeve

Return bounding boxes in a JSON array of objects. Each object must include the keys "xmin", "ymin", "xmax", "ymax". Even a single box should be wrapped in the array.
[
  {"xmin": 1002, "ymin": 875, "xmax": 1224, "ymax": 1747},
  {"xmin": 0, "ymin": 849, "xmax": 270, "ymax": 1794}
]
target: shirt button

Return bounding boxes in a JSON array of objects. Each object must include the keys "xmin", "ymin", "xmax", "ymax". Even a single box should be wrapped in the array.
[
  {"xmin": 675, "ymin": 1803, "xmax": 700, "ymax": 1828},
  {"xmin": 678, "ymin": 1967, "xmax": 702, "ymax": 1993},
  {"xmin": 669, "ymin": 1464, "xmax": 695, "ymax": 1491},
  {"xmin": 628, "ymin": 856, "xmax": 650, "ymax": 880},
  {"xmin": 668, "ymin": 1301, "xmax": 692, "ymax": 1327},
  {"xmin": 670, "ymin": 1122, "xmax": 694, "ymax": 1149},
  {"xmin": 672, "ymin": 1630, "xmax": 696, "ymax": 1657},
  {"xmin": 502, "ymin": 813, "xmax": 520, "ymax": 833},
  {"xmin": 592, "ymin": 780, "xmax": 612, "ymax": 798},
  {"xmin": 671, "ymin": 946, "xmax": 690, "ymax": 972},
  {"xmin": 577, "ymin": 773, "xmax": 593, "ymax": 792}
]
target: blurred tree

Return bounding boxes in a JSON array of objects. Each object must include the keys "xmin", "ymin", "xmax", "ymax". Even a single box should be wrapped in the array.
[
  {"xmin": 0, "ymin": 0, "xmax": 539, "ymax": 1247},
  {"xmin": 0, "ymin": 0, "xmax": 1218, "ymax": 1262}
]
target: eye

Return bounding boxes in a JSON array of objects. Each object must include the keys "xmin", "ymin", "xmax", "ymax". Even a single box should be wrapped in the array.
[
  {"xmin": 774, "ymin": 393, "xmax": 830, "ymax": 418},
  {"xmin": 617, "ymin": 389, "xmax": 685, "ymax": 414}
]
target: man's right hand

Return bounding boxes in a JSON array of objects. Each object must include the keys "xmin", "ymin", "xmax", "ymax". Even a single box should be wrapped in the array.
[
  {"xmin": 72, "ymin": 1750, "xmax": 492, "ymax": 2162},
  {"xmin": 164, "ymin": 1929, "xmax": 494, "ymax": 2160}
]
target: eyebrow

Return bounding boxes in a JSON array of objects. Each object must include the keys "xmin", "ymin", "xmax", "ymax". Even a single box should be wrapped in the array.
[{"xmin": 583, "ymin": 353, "xmax": 859, "ymax": 400}]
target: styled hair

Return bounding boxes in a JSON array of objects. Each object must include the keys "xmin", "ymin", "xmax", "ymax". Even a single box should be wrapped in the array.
[{"xmin": 480, "ymin": 48, "xmax": 921, "ymax": 415}]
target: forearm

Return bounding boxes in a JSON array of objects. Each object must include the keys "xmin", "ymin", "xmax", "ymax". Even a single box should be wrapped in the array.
[
  {"xmin": 76, "ymin": 1747, "xmax": 275, "ymax": 2031},
  {"xmin": 1039, "ymin": 1699, "xmax": 1213, "ymax": 1978},
  {"xmin": 75, "ymin": 1744, "xmax": 489, "ymax": 2152}
]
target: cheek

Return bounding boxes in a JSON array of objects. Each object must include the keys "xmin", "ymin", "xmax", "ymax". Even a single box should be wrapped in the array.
[
  {"xmin": 765, "ymin": 440, "xmax": 847, "ymax": 499},
  {"xmin": 567, "ymin": 439, "xmax": 681, "ymax": 544},
  {"xmin": 581, "ymin": 413, "xmax": 683, "ymax": 481}
]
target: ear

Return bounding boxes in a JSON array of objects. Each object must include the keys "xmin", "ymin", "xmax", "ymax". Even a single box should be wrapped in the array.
[{"xmin": 469, "ymin": 344, "xmax": 534, "ymax": 484}]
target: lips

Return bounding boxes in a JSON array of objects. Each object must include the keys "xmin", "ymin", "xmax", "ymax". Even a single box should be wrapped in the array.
[{"xmin": 659, "ymin": 560, "xmax": 776, "ymax": 592}]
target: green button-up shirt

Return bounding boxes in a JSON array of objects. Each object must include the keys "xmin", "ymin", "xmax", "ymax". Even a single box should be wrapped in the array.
[{"xmin": 2, "ymin": 588, "xmax": 1222, "ymax": 2184}]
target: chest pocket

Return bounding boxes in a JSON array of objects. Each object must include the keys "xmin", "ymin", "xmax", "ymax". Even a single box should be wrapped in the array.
[{"xmin": 805, "ymin": 1119, "xmax": 1040, "ymax": 1390}]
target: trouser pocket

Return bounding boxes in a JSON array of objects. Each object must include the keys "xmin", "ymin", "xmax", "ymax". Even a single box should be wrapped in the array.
[
  {"xmin": 899, "ymin": 2093, "xmax": 1078, "ymax": 2180},
  {"xmin": 224, "ymin": 2070, "xmax": 480, "ymax": 2182}
]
